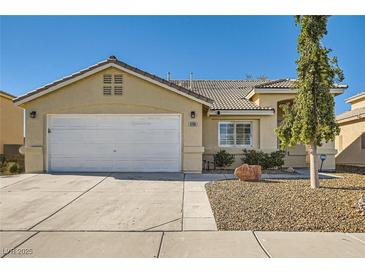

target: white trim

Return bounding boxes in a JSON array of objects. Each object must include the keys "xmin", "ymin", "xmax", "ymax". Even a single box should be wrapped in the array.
[
  {"xmin": 345, "ymin": 92, "xmax": 365, "ymax": 104},
  {"xmin": 46, "ymin": 113, "xmax": 182, "ymax": 172},
  {"xmin": 15, "ymin": 62, "xmax": 212, "ymax": 107},
  {"xmin": 208, "ymin": 109, "xmax": 274, "ymax": 116},
  {"xmin": 245, "ymin": 87, "xmax": 345, "ymax": 100},
  {"xmin": 218, "ymin": 121, "xmax": 253, "ymax": 148}
]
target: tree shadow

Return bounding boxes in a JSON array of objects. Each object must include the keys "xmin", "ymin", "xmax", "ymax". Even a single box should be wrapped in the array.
[{"xmin": 320, "ymin": 185, "xmax": 365, "ymax": 191}]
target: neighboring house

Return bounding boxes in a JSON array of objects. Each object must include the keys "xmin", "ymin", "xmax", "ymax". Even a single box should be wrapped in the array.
[
  {"xmin": 335, "ymin": 92, "xmax": 365, "ymax": 167},
  {"xmin": 14, "ymin": 56, "xmax": 346, "ymax": 173},
  {"xmin": 0, "ymin": 90, "xmax": 24, "ymax": 158}
]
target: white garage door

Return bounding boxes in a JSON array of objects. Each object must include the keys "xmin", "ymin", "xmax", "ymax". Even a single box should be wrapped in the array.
[{"xmin": 47, "ymin": 114, "xmax": 181, "ymax": 172}]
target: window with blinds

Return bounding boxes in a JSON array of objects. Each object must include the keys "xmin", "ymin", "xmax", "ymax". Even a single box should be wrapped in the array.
[{"xmin": 219, "ymin": 121, "xmax": 252, "ymax": 147}]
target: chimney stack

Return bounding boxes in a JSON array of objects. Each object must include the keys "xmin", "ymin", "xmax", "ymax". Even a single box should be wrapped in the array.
[
  {"xmin": 189, "ymin": 72, "xmax": 193, "ymax": 89},
  {"xmin": 167, "ymin": 72, "xmax": 171, "ymax": 81}
]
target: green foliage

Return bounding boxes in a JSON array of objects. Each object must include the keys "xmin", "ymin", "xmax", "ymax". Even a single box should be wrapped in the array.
[
  {"xmin": 9, "ymin": 163, "xmax": 19, "ymax": 174},
  {"xmin": 276, "ymin": 16, "xmax": 344, "ymax": 149},
  {"xmin": 214, "ymin": 150, "xmax": 235, "ymax": 168},
  {"xmin": 241, "ymin": 149, "xmax": 285, "ymax": 170},
  {"xmin": 0, "ymin": 160, "xmax": 7, "ymax": 173}
]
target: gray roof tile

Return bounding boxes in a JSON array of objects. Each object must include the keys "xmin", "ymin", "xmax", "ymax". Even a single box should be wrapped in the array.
[
  {"xmin": 254, "ymin": 79, "xmax": 347, "ymax": 89},
  {"xmin": 170, "ymin": 80, "xmax": 274, "ymax": 110}
]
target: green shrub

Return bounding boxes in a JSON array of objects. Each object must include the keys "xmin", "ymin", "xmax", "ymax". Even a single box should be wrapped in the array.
[
  {"xmin": 214, "ymin": 150, "xmax": 235, "ymax": 168},
  {"xmin": 241, "ymin": 149, "xmax": 285, "ymax": 169},
  {"xmin": 269, "ymin": 150, "xmax": 286, "ymax": 168},
  {"xmin": 9, "ymin": 163, "xmax": 19, "ymax": 174},
  {"xmin": 0, "ymin": 160, "xmax": 7, "ymax": 173}
]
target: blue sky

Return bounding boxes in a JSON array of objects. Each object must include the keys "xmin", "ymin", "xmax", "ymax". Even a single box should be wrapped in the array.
[{"xmin": 1, "ymin": 16, "xmax": 364, "ymax": 114}]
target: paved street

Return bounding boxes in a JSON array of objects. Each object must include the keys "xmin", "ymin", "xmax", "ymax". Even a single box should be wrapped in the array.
[{"xmin": 1, "ymin": 173, "xmax": 364, "ymax": 258}]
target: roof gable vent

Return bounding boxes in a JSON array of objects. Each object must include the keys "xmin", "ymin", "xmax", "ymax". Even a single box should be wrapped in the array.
[
  {"xmin": 103, "ymin": 74, "xmax": 112, "ymax": 84},
  {"xmin": 114, "ymin": 74, "xmax": 123, "ymax": 84}
]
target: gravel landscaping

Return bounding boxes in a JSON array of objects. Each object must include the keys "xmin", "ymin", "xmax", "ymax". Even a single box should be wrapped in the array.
[{"xmin": 205, "ymin": 173, "xmax": 365, "ymax": 232}]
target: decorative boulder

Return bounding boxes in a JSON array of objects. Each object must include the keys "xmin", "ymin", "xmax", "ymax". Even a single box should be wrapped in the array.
[{"xmin": 234, "ymin": 164, "xmax": 262, "ymax": 181}]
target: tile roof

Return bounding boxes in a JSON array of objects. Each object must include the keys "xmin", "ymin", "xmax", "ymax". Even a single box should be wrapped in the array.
[
  {"xmin": 14, "ymin": 56, "xmax": 213, "ymax": 105},
  {"xmin": 254, "ymin": 79, "xmax": 297, "ymax": 88},
  {"xmin": 254, "ymin": 79, "xmax": 348, "ymax": 89},
  {"xmin": 336, "ymin": 107, "xmax": 365, "ymax": 122},
  {"xmin": 170, "ymin": 79, "xmax": 274, "ymax": 110}
]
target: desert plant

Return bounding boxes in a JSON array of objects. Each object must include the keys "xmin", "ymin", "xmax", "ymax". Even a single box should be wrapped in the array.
[
  {"xmin": 214, "ymin": 150, "xmax": 235, "ymax": 169},
  {"xmin": 241, "ymin": 149, "xmax": 285, "ymax": 169}
]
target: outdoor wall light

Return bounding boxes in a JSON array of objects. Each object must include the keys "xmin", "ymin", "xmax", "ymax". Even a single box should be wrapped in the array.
[
  {"xmin": 30, "ymin": 111, "xmax": 37, "ymax": 118},
  {"xmin": 190, "ymin": 111, "xmax": 196, "ymax": 119}
]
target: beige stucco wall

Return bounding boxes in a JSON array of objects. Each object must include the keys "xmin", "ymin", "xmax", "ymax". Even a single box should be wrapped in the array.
[
  {"xmin": 20, "ymin": 67, "xmax": 204, "ymax": 173},
  {"xmin": 335, "ymin": 118, "xmax": 365, "ymax": 166},
  {"xmin": 203, "ymin": 93, "xmax": 337, "ymax": 170},
  {"xmin": 202, "ymin": 113, "xmax": 261, "ymax": 167},
  {"xmin": 0, "ymin": 95, "xmax": 24, "ymax": 154}
]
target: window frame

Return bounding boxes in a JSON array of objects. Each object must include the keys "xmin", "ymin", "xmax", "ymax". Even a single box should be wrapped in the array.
[{"xmin": 218, "ymin": 121, "xmax": 253, "ymax": 148}]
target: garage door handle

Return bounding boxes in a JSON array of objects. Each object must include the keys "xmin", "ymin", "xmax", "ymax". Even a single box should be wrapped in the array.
[{"xmin": 113, "ymin": 149, "xmax": 116, "ymax": 152}]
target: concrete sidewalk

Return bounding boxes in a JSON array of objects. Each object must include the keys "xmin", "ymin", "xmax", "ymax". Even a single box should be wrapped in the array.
[{"xmin": 1, "ymin": 231, "xmax": 365, "ymax": 258}]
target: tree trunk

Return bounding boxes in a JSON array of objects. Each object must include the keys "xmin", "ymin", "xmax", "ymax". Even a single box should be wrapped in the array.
[{"xmin": 309, "ymin": 142, "xmax": 320, "ymax": 188}]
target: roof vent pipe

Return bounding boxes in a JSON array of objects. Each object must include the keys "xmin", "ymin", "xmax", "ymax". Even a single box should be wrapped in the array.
[
  {"xmin": 167, "ymin": 72, "xmax": 171, "ymax": 81},
  {"xmin": 108, "ymin": 55, "xmax": 117, "ymax": 61},
  {"xmin": 189, "ymin": 72, "xmax": 193, "ymax": 89}
]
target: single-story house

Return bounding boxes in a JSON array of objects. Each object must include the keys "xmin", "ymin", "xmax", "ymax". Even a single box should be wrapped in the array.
[
  {"xmin": 335, "ymin": 92, "xmax": 365, "ymax": 166},
  {"xmin": 14, "ymin": 56, "xmax": 347, "ymax": 173},
  {"xmin": 0, "ymin": 90, "xmax": 24, "ymax": 158}
]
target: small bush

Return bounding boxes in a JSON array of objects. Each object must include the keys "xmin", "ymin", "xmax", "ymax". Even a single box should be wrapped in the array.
[
  {"xmin": 214, "ymin": 150, "xmax": 235, "ymax": 169},
  {"xmin": 0, "ymin": 160, "xmax": 7, "ymax": 173},
  {"xmin": 242, "ymin": 149, "xmax": 285, "ymax": 169},
  {"xmin": 9, "ymin": 163, "xmax": 19, "ymax": 174}
]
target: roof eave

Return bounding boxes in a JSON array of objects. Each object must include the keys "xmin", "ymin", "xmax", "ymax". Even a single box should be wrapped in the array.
[
  {"xmin": 0, "ymin": 91, "xmax": 16, "ymax": 100},
  {"xmin": 345, "ymin": 92, "xmax": 365, "ymax": 104},
  {"xmin": 14, "ymin": 59, "xmax": 213, "ymax": 107},
  {"xmin": 337, "ymin": 113, "xmax": 365, "ymax": 123},
  {"xmin": 208, "ymin": 109, "xmax": 275, "ymax": 116},
  {"xmin": 245, "ymin": 87, "xmax": 346, "ymax": 100}
]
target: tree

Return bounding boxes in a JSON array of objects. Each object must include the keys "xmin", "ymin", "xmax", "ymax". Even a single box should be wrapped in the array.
[{"xmin": 276, "ymin": 16, "xmax": 344, "ymax": 188}]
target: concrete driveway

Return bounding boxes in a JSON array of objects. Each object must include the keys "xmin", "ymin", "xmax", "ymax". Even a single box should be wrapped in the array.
[
  {"xmin": 1, "ymin": 173, "xmax": 365, "ymax": 258},
  {"xmin": 0, "ymin": 172, "xmax": 217, "ymax": 232},
  {"xmin": 0, "ymin": 172, "xmax": 218, "ymax": 257}
]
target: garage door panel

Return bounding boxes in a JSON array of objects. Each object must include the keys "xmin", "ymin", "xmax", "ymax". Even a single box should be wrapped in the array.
[
  {"xmin": 113, "ymin": 143, "xmax": 179, "ymax": 155},
  {"xmin": 51, "ymin": 129, "xmax": 179, "ymax": 144},
  {"xmin": 51, "ymin": 158, "xmax": 115, "ymax": 172},
  {"xmin": 50, "ymin": 144, "xmax": 115, "ymax": 157},
  {"xmin": 112, "ymin": 159, "xmax": 180, "ymax": 172},
  {"xmin": 48, "ymin": 115, "xmax": 181, "ymax": 172},
  {"xmin": 50, "ymin": 116, "xmax": 180, "ymax": 130},
  {"xmin": 50, "ymin": 130, "xmax": 117, "ymax": 143},
  {"xmin": 50, "ymin": 144, "xmax": 179, "ymax": 157}
]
